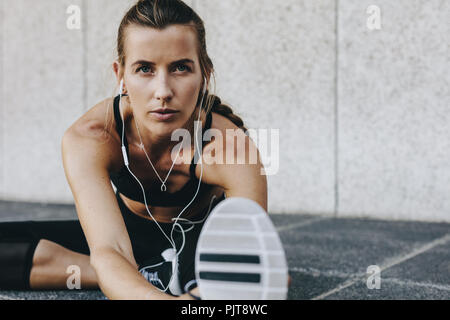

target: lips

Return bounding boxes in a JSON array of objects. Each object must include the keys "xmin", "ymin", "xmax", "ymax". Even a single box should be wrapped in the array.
[
  {"xmin": 150, "ymin": 110, "xmax": 178, "ymax": 121},
  {"xmin": 151, "ymin": 108, "xmax": 179, "ymax": 114}
]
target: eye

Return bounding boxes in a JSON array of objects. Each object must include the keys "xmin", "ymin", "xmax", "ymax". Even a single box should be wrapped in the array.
[
  {"xmin": 137, "ymin": 65, "xmax": 152, "ymax": 74},
  {"xmin": 175, "ymin": 64, "xmax": 191, "ymax": 72}
]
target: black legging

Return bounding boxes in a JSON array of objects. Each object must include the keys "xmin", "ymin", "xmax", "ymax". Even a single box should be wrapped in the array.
[{"xmin": 0, "ymin": 191, "xmax": 225, "ymax": 292}]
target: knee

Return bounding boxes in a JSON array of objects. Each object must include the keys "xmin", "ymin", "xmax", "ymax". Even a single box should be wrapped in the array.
[{"xmin": 32, "ymin": 239, "xmax": 61, "ymax": 267}]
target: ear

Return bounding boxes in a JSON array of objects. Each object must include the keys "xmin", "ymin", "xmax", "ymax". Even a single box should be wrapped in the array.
[
  {"xmin": 113, "ymin": 61, "xmax": 127, "ymax": 93},
  {"xmin": 113, "ymin": 61, "xmax": 121, "ymax": 81}
]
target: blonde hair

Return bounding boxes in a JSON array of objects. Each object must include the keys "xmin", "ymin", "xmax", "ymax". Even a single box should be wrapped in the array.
[{"xmin": 104, "ymin": 0, "xmax": 247, "ymax": 137}]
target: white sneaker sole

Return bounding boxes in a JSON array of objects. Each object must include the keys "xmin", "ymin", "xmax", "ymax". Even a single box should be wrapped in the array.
[{"xmin": 195, "ymin": 197, "xmax": 288, "ymax": 300}]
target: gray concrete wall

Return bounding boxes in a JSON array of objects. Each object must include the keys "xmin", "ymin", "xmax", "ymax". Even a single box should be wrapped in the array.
[
  {"xmin": 338, "ymin": 0, "xmax": 450, "ymax": 222},
  {"xmin": 0, "ymin": 0, "xmax": 449, "ymax": 222},
  {"xmin": 1, "ymin": 0, "xmax": 84, "ymax": 203}
]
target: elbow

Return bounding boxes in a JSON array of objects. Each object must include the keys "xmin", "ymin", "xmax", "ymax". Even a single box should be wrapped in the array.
[
  {"xmin": 90, "ymin": 246, "xmax": 138, "ymax": 273},
  {"xmin": 89, "ymin": 247, "xmax": 113, "ymax": 275}
]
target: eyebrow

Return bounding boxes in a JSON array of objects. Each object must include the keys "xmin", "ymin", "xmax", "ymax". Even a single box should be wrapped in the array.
[{"xmin": 131, "ymin": 58, "xmax": 195, "ymax": 67}]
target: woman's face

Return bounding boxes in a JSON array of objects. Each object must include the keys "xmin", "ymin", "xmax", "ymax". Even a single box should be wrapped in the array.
[{"xmin": 119, "ymin": 24, "xmax": 203, "ymax": 136}]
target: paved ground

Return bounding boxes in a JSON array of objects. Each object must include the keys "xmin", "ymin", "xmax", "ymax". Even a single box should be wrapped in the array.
[{"xmin": 0, "ymin": 199, "xmax": 449, "ymax": 300}]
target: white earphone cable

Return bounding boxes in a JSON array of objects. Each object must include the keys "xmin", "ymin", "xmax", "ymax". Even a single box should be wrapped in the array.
[{"xmin": 118, "ymin": 78, "xmax": 211, "ymax": 294}]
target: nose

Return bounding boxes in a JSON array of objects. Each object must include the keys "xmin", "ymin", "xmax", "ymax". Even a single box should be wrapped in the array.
[{"xmin": 154, "ymin": 74, "xmax": 173, "ymax": 104}]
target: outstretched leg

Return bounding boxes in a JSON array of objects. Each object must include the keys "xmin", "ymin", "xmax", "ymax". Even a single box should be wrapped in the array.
[{"xmin": 0, "ymin": 220, "xmax": 95, "ymax": 290}]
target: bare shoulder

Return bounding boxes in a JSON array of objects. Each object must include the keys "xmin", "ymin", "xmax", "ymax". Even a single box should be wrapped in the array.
[
  {"xmin": 62, "ymin": 97, "xmax": 122, "ymax": 173},
  {"xmin": 66, "ymin": 97, "xmax": 117, "ymax": 140},
  {"xmin": 206, "ymin": 111, "xmax": 257, "ymax": 163},
  {"xmin": 209, "ymin": 110, "xmax": 243, "ymax": 135},
  {"xmin": 201, "ymin": 111, "xmax": 267, "ymax": 210}
]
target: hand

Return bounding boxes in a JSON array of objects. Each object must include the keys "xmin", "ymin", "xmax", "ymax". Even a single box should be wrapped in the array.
[{"xmin": 177, "ymin": 287, "xmax": 201, "ymax": 300}]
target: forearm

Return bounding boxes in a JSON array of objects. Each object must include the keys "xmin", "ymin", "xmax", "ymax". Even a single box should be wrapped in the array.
[{"xmin": 91, "ymin": 249, "xmax": 176, "ymax": 300}]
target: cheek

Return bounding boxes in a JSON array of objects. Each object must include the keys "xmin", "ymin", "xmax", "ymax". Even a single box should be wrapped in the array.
[
  {"xmin": 183, "ymin": 82, "xmax": 201, "ymax": 102},
  {"xmin": 126, "ymin": 75, "xmax": 147, "ymax": 91}
]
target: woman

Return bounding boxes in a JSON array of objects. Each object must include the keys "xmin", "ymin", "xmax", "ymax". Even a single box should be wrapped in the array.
[{"xmin": 0, "ymin": 0, "xmax": 286, "ymax": 300}]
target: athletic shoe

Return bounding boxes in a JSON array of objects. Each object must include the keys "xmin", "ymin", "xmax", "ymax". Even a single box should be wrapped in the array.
[{"xmin": 194, "ymin": 197, "xmax": 289, "ymax": 300}]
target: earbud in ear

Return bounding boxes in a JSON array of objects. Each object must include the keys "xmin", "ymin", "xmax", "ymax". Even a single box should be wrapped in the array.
[
  {"xmin": 119, "ymin": 79, "xmax": 124, "ymax": 95},
  {"xmin": 202, "ymin": 77, "xmax": 207, "ymax": 95}
]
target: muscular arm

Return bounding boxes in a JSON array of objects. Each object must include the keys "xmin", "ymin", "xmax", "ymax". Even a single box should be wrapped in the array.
[{"xmin": 61, "ymin": 128, "xmax": 176, "ymax": 300}]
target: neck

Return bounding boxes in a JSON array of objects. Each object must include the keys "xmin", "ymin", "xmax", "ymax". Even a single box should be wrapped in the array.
[
  {"xmin": 126, "ymin": 106, "xmax": 205, "ymax": 161},
  {"xmin": 130, "ymin": 117, "xmax": 178, "ymax": 159}
]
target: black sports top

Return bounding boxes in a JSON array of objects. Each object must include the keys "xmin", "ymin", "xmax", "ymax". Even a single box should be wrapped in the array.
[{"xmin": 110, "ymin": 95, "xmax": 216, "ymax": 207}]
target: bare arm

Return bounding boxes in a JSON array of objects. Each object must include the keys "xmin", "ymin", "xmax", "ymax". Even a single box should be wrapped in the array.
[
  {"xmin": 61, "ymin": 128, "xmax": 176, "ymax": 300},
  {"xmin": 199, "ymin": 130, "xmax": 268, "ymax": 211}
]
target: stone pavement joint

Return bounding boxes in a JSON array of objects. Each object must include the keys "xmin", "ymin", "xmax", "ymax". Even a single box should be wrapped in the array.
[
  {"xmin": 276, "ymin": 216, "xmax": 331, "ymax": 232},
  {"xmin": 382, "ymin": 278, "xmax": 450, "ymax": 292}
]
